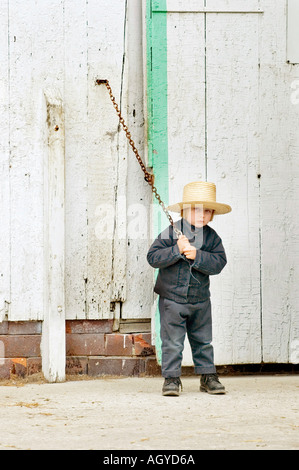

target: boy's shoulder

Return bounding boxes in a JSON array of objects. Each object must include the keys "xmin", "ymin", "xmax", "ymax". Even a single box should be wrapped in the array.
[
  {"xmin": 205, "ymin": 224, "xmax": 216, "ymax": 236},
  {"xmin": 205, "ymin": 224, "xmax": 222, "ymax": 240}
]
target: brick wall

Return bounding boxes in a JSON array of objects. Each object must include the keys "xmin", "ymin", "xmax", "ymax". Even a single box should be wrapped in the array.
[
  {"xmin": 0, "ymin": 320, "xmax": 160, "ymax": 380},
  {"xmin": 65, "ymin": 320, "xmax": 160, "ymax": 377},
  {"xmin": 0, "ymin": 321, "xmax": 42, "ymax": 379}
]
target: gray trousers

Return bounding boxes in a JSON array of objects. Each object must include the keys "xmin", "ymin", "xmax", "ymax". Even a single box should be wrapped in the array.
[{"xmin": 159, "ymin": 296, "xmax": 216, "ymax": 378}]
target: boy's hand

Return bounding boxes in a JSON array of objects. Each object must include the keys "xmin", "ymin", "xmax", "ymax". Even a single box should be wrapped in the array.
[
  {"xmin": 183, "ymin": 245, "xmax": 197, "ymax": 260},
  {"xmin": 177, "ymin": 235, "xmax": 190, "ymax": 254},
  {"xmin": 177, "ymin": 235, "xmax": 197, "ymax": 259}
]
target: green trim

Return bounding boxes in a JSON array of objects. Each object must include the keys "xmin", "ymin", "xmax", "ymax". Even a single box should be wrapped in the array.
[
  {"xmin": 146, "ymin": 0, "xmax": 168, "ymax": 213},
  {"xmin": 146, "ymin": 0, "xmax": 153, "ymax": 167},
  {"xmin": 146, "ymin": 0, "xmax": 169, "ymax": 365}
]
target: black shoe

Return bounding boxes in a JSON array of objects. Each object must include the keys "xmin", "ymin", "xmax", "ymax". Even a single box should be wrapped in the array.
[
  {"xmin": 200, "ymin": 373, "xmax": 226, "ymax": 394},
  {"xmin": 162, "ymin": 377, "xmax": 182, "ymax": 396}
]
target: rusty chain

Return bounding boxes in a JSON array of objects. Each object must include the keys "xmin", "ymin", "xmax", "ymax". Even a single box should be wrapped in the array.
[{"xmin": 96, "ymin": 79, "xmax": 182, "ymax": 237}]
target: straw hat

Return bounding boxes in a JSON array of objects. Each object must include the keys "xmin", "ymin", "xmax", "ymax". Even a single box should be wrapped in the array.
[{"xmin": 167, "ymin": 181, "xmax": 232, "ymax": 215}]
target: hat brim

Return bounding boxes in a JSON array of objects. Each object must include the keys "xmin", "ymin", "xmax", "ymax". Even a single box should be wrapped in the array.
[{"xmin": 166, "ymin": 201, "xmax": 232, "ymax": 215}]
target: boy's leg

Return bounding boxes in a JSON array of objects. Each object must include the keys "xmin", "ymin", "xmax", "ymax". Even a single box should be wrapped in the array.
[
  {"xmin": 187, "ymin": 299, "xmax": 225, "ymax": 394},
  {"xmin": 159, "ymin": 297, "xmax": 187, "ymax": 379},
  {"xmin": 186, "ymin": 299, "xmax": 216, "ymax": 375}
]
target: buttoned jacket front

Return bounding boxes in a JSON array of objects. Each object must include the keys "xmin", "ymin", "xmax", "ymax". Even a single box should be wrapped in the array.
[{"xmin": 147, "ymin": 219, "xmax": 227, "ymax": 304}]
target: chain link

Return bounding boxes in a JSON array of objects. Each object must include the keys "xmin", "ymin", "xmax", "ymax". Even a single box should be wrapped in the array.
[{"xmin": 96, "ymin": 79, "xmax": 182, "ymax": 237}]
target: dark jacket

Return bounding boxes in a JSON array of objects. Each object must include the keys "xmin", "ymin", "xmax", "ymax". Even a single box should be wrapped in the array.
[{"xmin": 147, "ymin": 219, "xmax": 227, "ymax": 304}]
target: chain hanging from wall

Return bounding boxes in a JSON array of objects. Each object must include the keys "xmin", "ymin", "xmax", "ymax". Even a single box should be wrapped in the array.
[{"xmin": 96, "ymin": 79, "xmax": 182, "ymax": 237}]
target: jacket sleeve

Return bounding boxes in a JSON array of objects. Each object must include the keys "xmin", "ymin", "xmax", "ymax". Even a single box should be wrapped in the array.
[
  {"xmin": 191, "ymin": 233, "xmax": 227, "ymax": 275},
  {"xmin": 147, "ymin": 226, "xmax": 183, "ymax": 269}
]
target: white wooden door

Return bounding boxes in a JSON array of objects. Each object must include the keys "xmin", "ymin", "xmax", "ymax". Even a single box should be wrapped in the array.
[{"xmin": 146, "ymin": 0, "xmax": 299, "ymax": 365}]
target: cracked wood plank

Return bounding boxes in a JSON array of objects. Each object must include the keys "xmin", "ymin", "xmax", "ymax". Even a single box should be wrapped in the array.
[
  {"xmin": 8, "ymin": 0, "xmax": 65, "ymax": 320},
  {"xmin": 259, "ymin": 0, "xmax": 299, "ymax": 362},
  {"xmin": 85, "ymin": 0, "xmax": 127, "ymax": 319},
  {"xmin": 64, "ymin": 0, "xmax": 89, "ymax": 319},
  {"xmin": 206, "ymin": 9, "xmax": 261, "ymax": 364},
  {"xmin": 0, "ymin": 2, "xmax": 10, "ymax": 322},
  {"xmin": 42, "ymin": 88, "xmax": 65, "ymax": 382}
]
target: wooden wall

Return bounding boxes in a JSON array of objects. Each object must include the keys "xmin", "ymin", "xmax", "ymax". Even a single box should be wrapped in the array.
[
  {"xmin": 0, "ymin": 0, "xmax": 153, "ymax": 327},
  {"xmin": 0, "ymin": 0, "xmax": 298, "ymax": 366}
]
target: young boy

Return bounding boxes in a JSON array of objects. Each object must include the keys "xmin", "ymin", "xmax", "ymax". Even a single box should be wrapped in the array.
[{"xmin": 147, "ymin": 181, "xmax": 231, "ymax": 396}]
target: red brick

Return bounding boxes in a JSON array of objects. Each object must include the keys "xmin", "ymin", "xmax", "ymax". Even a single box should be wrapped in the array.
[
  {"xmin": 88, "ymin": 357, "xmax": 145, "ymax": 377},
  {"xmin": 0, "ymin": 322, "xmax": 9, "ymax": 335},
  {"xmin": 27, "ymin": 357, "xmax": 42, "ymax": 375},
  {"xmin": 0, "ymin": 335, "xmax": 41, "ymax": 358},
  {"xmin": 105, "ymin": 333, "xmax": 134, "ymax": 356},
  {"xmin": 66, "ymin": 333, "xmax": 105, "ymax": 356},
  {"xmin": 66, "ymin": 320, "xmax": 113, "ymax": 334},
  {"xmin": 66, "ymin": 356, "xmax": 88, "ymax": 375},
  {"xmin": 144, "ymin": 357, "xmax": 161, "ymax": 376},
  {"xmin": 8, "ymin": 321, "xmax": 42, "ymax": 335},
  {"xmin": 136, "ymin": 333, "xmax": 152, "ymax": 344},
  {"xmin": 0, "ymin": 358, "xmax": 31, "ymax": 379},
  {"xmin": 0, "ymin": 359, "xmax": 12, "ymax": 379},
  {"xmin": 11, "ymin": 358, "xmax": 27, "ymax": 377},
  {"xmin": 133, "ymin": 334, "xmax": 155, "ymax": 356}
]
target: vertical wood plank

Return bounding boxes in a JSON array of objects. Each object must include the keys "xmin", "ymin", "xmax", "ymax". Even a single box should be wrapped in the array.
[
  {"xmin": 0, "ymin": 1, "xmax": 10, "ymax": 321},
  {"xmin": 167, "ymin": 11, "xmax": 206, "ymax": 211},
  {"xmin": 122, "ymin": 0, "xmax": 153, "ymax": 319},
  {"xmin": 8, "ymin": 0, "xmax": 65, "ymax": 320},
  {"xmin": 287, "ymin": 0, "xmax": 299, "ymax": 64},
  {"xmin": 206, "ymin": 11, "xmax": 261, "ymax": 364},
  {"xmin": 64, "ymin": 0, "xmax": 89, "ymax": 319},
  {"xmin": 86, "ymin": 0, "xmax": 127, "ymax": 318},
  {"xmin": 8, "ymin": 0, "xmax": 45, "ymax": 320},
  {"xmin": 42, "ymin": 89, "xmax": 65, "ymax": 382},
  {"xmin": 64, "ymin": 0, "xmax": 128, "ymax": 320},
  {"xmin": 166, "ymin": 10, "xmax": 207, "ymax": 365},
  {"xmin": 110, "ymin": 2, "xmax": 128, "ymax": 305},
  {"xmin": 259, "ymin": 0, "xmax": 299, "ymax": 363}
]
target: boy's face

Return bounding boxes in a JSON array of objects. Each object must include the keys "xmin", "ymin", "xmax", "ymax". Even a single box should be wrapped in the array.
[{"xmin": 184, "ymin": 206, "xmax": 214, "ymax": 228}]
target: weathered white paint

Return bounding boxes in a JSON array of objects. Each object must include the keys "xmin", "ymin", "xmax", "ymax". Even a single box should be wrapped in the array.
[
  {"xmin": 8, "ymin": 0, "xmax": 49, "ymax": 321},
  {"xmin": 0, "ymin": 0, "xmax": 10, "ymax": 322},
  {"xmin": 259, "ymin": 0, "xmax": 299, "ymax": 362},
  {"xmin": 64, "ymin": 0, "xmax": 89, "ymax": 320},
  {"xmin": 166, "ymin": 9, "xmax": 207, "ymax": 365},
  {"xmin": 0, "ymin": 0, "xmax": 298, "ymax": 367},
  {"xmin": 0, "ymin": 0, "xmax": 152, "ymax": 325},
  {"xmin": 63, "ymin": 0, "xmax": 127, "ymax": 320},
  {"xmin": 206, "ymin": 9, "xmax": 262, "ymax": 364},
  {"xmin": 161, "ymin": 2, "xmax": 262, "ymax": 365},
  {"xmin": 85, "ymin": 0, "xmax": 126, "ymax": 319},
  {"xmin": 122, "ymin": 0, "xmax": 154, "ymax": 320},
  {"xmin": 287, "ymin": 0, "xmax": 299, "ymax": 64},
  {"xmin": 167, "ymin": 11, "xmax": 206, "ymax": 205},
  {"xmin": 41, "ymin": 89, "xmax": 65, "ymax": 382},
  {"xmin": 161, "ymin": 0, "xmax": 263, "ymax": 13}
]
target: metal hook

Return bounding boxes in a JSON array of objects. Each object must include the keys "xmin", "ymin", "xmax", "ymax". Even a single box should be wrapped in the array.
[{"xmin": 95, "ymin": 79, "xmax": 109, "ymax": 85}]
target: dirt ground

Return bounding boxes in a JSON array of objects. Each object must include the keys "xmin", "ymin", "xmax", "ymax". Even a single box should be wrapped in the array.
[{"xmin": 0, "ymin": 374, "xmax": 298, "ymax": 450}]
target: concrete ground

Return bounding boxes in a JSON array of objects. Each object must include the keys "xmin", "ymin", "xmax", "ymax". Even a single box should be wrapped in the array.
[{"xmin": 0, "ymin": 374, "xmax": 298, "ymax": 450}]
